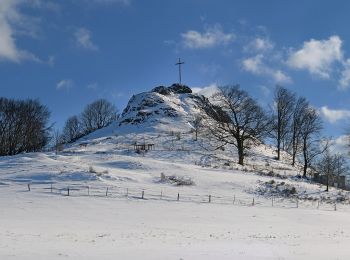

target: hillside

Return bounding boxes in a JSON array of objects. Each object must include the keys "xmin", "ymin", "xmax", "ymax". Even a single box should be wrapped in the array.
[{"xmin": 1, "ymin": 84, "xmax": 350, "ymax": 259}]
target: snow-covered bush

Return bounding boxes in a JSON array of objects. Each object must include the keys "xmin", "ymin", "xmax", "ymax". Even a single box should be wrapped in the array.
[
  {"xmin": 89, "ymin": 166, "xmax": 97, "ymax": 173},
  {"xmin": 158, "ymin": 173, "xmax": 194, "ymax": 186},
  {"xmin": 256, "ymin": 180, "xmax": 297, "ymax": 197}
]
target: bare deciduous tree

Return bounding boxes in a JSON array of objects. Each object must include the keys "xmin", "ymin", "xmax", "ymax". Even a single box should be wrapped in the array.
[
  {"xmin": 191, "ymin": 115, "xmax": 203, "ymax": 141},
  {"xmin": 0, "ymin": 97, "xmax": 51, "ymax": 156},
  {"xmin": 200, "ymin": 85, "xmax": 270, "ymax": 165},
  {"xmin": 271, "ymin": 86, "xmax": 296, "ymax": 160},
  {"xmin": 81, "ymin": 99, "xmax": 118, "ymax": 134},
  {"xmin": 290, "ymin": 97, "xmax": 309, "ymax": 166},
  {"xmin": 299, "ymin": 106, "xmax": 324, "ymax": 177},
  {"xmin": 316, "ymin": 151, "xmax": 348, "ymax": 191},
  {"xmin": 62, "ymin": 115, "xmax": 82, "ymax": 143}
]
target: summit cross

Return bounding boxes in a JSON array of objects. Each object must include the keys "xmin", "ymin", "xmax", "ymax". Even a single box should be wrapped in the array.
[{"xmin": 175, "ymin": 58, "xmax": 185, "ymax": 84}]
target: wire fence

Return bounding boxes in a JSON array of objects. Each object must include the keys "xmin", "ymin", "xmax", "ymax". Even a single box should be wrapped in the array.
[{"xmin": 1, "ymin": 181, "xmax": 347, "ymax": 212}]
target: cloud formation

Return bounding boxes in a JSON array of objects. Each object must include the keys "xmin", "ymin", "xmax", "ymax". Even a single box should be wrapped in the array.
[
  {"xmin": 244, "ymin": 37, "xmax": 274, "ymax": 53},
  {"xmin": 329, "ymin": 135, "xmax": 349, "ymax": 155},
  {"xmin": 287, "ymin": 35, "xmax": 343, "ymax": 79},
  {"xmin": 0, "ymin": 1, "xmax": 28, "ymax": 62},
  {"xmin": 242, "ymin": 54, "xmax": 291, "ymax": 83},
  {"xmin": 0, "ymin": 0, "xmax": 49, "ymax": 63},
  {"xmin": 320, "ymin": 106, "xmax": 350, "ymax": 124},
  {"xmin": 75, "ymin": 28, "xmax": 98, "ymax": 51},
  {"xmin": 192, "ymin": 83, "xmax": 219, "ymax": 97},
  {"xmin": 181, "ymin": 25, "xmax": 234, "ymax": 49},
  {"xmin": 56, "ymin": 79, "xmax": 74, "ymax": 91},
  {"xmin": 339, "ymin": 59, "xmax": 350, "ymax": 89}
]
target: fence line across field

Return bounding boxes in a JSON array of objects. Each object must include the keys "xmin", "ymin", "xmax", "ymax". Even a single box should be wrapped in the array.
[{"xmin": 0, "ymin": 182, "xmax": 343, "ymax": 212}]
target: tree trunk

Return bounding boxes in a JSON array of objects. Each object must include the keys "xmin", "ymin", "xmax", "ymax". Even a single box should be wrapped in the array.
[
  {"xmin": 291, "ymin": 130, "xmax": 297, "ymax": 166},
  {"xmin": 302, "ymin": 139, "xmax": 307, "ymax": 178},
  {"xmin": 277, "ymin": 127, "xmax": 281, "ymax": 160},
  {"xmin": 303, "ymin": 159, "xmax": 307, "ymax": 178},
  {"xmin": 237, "ymin": 140, "xmax": 244, "ymax": 166}
]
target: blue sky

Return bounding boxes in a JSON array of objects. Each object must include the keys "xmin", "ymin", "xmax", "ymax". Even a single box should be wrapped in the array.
[{"xmin": 1, "ymin": 0, "xmax": 350, "ymax": 146}]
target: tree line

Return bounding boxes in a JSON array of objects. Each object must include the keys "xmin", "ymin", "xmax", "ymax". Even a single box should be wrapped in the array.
[
  {"xmin": 0, "ymin": 98, "xmax": 51, "ymax": 156},
  {"xmin": 0, "ymin": 97, "xmax": 118, "ymax": 156},
  {"xmin": 60, "ymin": 99, "xmax": 118, "ymax": 143},
  {"xmin": 199, "ymin": 85, "xmax": 347, "ymax": 179}
]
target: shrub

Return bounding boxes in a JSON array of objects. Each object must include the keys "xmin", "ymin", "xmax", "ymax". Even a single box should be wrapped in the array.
[{"xmin": 89, "ymin": 166, "xmax": 97, "ymax": 173}]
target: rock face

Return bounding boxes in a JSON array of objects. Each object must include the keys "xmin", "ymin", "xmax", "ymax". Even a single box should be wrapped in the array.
[
  {"xmin": 119, "ymin": 84, "xmax": 201, "ymax": 126},
  {"xmin": 152, "ymin": 84, "xmax": 192, "ymax": 95}
]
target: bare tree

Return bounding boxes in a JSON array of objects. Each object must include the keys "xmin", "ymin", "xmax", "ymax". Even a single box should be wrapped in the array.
[
  {"xmin": 62, "ymin": 115, "xmax": 82, "ymax": 143},
  {"xmin": 81, "ymin": 99, "xmax": 118, "ymax": 134},
  {"xmin": 271, "ymin": 86, "xmax": 296, "ymax": 160},
  {"xmin": 316, "ymin": 150, "xmax": 336, "ymax": 191},
  {"xmin": 315, "ymin": 149, "xmax": 348, "ymax": 191},
  {"xmin": 333, "ymin": 153, "xmax": 349, "ymax": 178},
  {"xmin": 191, "ymin": 115, "xmax": 203, "ymax": 141},
  {"xmin": 290, "ymin": 97, "xmax": 309, "ymax": 166},
  {"xmin": 0, "ymin": 98, "xmax": 51, "ymax": 156},
  {"xmin": 200, "ymin": 85, "xmax": 270, "ymax": 165},
  {"xmin": 299, "ymin": 106, "xmax": 324, "ymax": 177},
  {"xmin": 53, "ymin": 128, "xmax": 63, "ymax": 155}
]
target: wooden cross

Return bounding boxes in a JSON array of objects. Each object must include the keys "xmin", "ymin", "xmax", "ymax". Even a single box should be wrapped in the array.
[{"xmin": 175, "ymin": 58, "xmax": 184, "ymax": 84}]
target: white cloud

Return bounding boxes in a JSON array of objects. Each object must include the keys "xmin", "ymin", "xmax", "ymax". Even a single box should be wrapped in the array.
[
  {"xmin": 74, "ymin": 28, "xmax": 98, "ymax": 51},
  {"xmin": 329, "ymin": 135, "xmax": 349, "ymax": 155},
  {"xmin": 244, "ymin": 37, "xmax": 274, "ymax": 52},
  {"xmin": 56, "ymin": 79, "xmax": 74, "ymax": 91},
  {"xmin": 0, "ymin": 0, "xmax": 26, "ymax": 62},
  {"xmin": 192, "ymin": 83, "xmax": 219, "ymax": 97},
  {"xmin": 259, "ymin": 85, "xmax": 271, "ymax": 97},
  {"xmin": 320, "ymin": 106, "xmax": 350, "ymax": 124},
  {"xmin": 0, "ymin": 0, "xmax": 45, "ymax": 63},
  {"xmin": 339, "ymin": 59, "xmax": 350, "ymax": 89},
  {"xmin": 181, "ymin": 25, "xmax": 234, "ymax": 49},
  {"xmin": 242, "ymin": 54, "xmax": 291, "ymax": 84},
  {"xmin": 287, "ymin": 35, "xmax": 343, "ymax": 79}
]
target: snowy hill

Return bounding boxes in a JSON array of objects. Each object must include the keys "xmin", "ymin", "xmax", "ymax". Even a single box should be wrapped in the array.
[
  {"xmin": 1, "ymin": 84, "xmax": 350, "ymax": 259},
  {"xmin": 118, "ymin": 83, "xmax": 203, "ymax": 131}
]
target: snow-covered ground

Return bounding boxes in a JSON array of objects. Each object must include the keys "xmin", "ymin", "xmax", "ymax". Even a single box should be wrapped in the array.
[
  {"xmin": 1, "ymin": 187, "xmax": 350, "ymax": 260},
  {"xmin": 1, "ymin": 123, "xmax": 350, "ymax": 259},
  {"xmin": 1, "ymin": 89, "xmax": 350, "ymax": 259}
]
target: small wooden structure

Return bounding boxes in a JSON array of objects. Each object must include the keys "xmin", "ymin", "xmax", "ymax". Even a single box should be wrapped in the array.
[{"xmin": 134, "ymin": 143, "xmax": 154, "ymax": 152}]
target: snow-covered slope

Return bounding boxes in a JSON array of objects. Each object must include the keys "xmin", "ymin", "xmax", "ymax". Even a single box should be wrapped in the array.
[{"xmin": 1, "ymin": 84, "xmax": 350, "ymax": 259}]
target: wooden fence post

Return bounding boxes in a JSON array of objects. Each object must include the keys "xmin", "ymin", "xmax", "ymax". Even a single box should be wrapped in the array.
[
  {"xmin": 67, "ymin": 187, "xmax": 70, "ymax": 196},
  {"xmin": 233, "ymin": 195, "xmax": 236, "ymax": 204},
  {"xmin": 252, "ymin": 197, "xmax": 255, "ymax": 206},
  {"xmin": 126, "ymin": 188, "xmax": 128, "ymax": 197},
  {"xmin": 27, "ymin": 184, "xmax": 30, "ymax": 191},
  {"xmin": 50, "ymin": 183, "xmax": 53, "ymax": 193},
  {"xmin": 105, "ymin": 187, "xmax": 109, "ymax": 197},
  {"xmin": 88, "ymin": 186, "xmax": 90, "ymax": 196},
  {"xmin": 334, "ymin": 203, "xmax": 337, "ymax": 211},
  {"xmin": 209, "ymin": 195, "xmax": 211, "ymax": 203},
  {"xmin": 296, "ymin": 198, "xmax": 298, "ymax": 208},
  {"xmin": 177, "ymin": 193, "xmax": 180, "ymax": 201},
  {"xmin": 160, "ymin": 190, "xmax": 163, "ymax": 199},
  {"xmin": 141, "ymin": 190, "xmax": 144, "ymax": 199},
  {"xmin": 272, "ymin": 197, "xmax": 274, "ymax": 207}
]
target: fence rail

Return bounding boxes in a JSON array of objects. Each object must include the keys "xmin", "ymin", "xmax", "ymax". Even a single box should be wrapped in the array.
[{"xmin": 0, "ymin": 182, "xmax": 345, "ymax": 212}]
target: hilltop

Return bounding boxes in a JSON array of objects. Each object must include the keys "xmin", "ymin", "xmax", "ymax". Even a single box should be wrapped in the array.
[{"xmin": 1, "ymin": 84, "xmax": 350, "ymax": 259}]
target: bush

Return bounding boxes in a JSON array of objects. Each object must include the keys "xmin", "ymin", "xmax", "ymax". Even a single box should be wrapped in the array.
[
  {"xmin": 158, "ymin": 173, "xmax": 194, "ymax": 186},
  {"xmin": 89, "ymin": 166, "xmax": 97, "ymax": 173}
]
